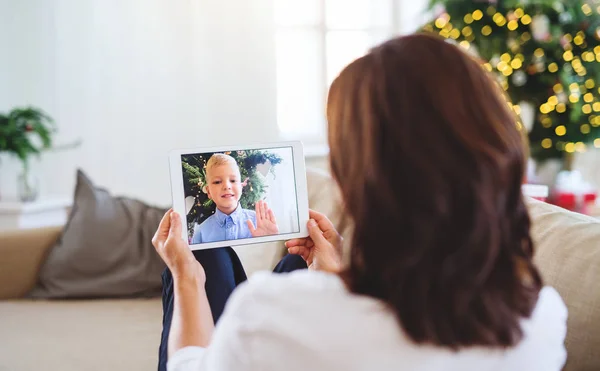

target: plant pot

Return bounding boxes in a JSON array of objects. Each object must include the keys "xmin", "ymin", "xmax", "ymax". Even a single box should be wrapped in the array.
[{"xmin": 17, "ymin": 169, "xmax": 39, "ymax": 202}]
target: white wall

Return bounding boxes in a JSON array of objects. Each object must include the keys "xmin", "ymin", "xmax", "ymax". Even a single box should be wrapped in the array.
[{"xmin": 0, "ymin": 0, "xmax": 278, "ymax": 206}]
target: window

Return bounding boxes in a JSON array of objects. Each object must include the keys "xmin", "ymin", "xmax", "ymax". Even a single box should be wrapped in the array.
[{"xmin": 274, "ymin": 0, "xmax": 398, "ymax": 146}]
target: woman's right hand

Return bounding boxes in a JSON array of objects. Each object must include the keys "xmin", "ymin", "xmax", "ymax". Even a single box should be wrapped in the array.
[
  {"xmin": 285, "ymin": 209, "xmax": 343, "ymax": 273},
  {"xmin": 152, "ymin": 209, "xmax": 205, "ymax": 283}
]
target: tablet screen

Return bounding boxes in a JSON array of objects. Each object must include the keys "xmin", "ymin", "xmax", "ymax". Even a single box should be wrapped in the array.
[{"xmin": 180, "ymin": 146, "xmax": 300, "ymax": 245}]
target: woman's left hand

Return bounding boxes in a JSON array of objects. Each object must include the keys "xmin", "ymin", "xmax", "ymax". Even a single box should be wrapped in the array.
[{"xmin": 152, "ymin": 209, "xmax": 205, "ymax": 282}]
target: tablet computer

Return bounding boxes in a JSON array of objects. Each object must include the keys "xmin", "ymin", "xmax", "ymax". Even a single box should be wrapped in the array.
[{"xmin": 169, "ymin": 141, "xmax": 309, "ymax": 250}]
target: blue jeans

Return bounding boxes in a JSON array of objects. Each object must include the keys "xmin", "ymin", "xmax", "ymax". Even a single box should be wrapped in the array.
[{"xmin": 158, "ymin": 247, "xmax": 307, "ymax": 371}]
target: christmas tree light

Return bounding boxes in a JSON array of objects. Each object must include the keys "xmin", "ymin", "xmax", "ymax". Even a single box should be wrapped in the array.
[{"xmin": 423, "ymin": 0, "xmax": 600, "ymax": 162}]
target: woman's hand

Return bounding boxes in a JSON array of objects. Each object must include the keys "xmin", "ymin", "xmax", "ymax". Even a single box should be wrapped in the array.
[
  {"xmin": 152, "ymin": 209, "xmax": 205, "ymax": 283},
  {"xmin": 285, "ymin": 209, "xmax": 343, "ymax": 272},
  {"xmin": 248, "ymin": 200, "xmax": 279, "ymax": 237}
]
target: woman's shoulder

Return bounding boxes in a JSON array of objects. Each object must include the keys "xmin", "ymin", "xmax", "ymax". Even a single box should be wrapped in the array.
[{"xmin": 527, "ymin": 286, "xmax": 568, "ymax": 329}]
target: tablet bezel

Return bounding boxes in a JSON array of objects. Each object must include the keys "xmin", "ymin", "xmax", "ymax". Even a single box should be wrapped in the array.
[{"xmin": 169, "ymin": 141, "xmax": 309, "ymax": 250}]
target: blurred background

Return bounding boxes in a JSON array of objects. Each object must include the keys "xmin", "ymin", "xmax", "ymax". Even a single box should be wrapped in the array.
[
  {"xmin": 3, "ymin": 2, "xmax": 600, "ymax": 371},
  {"xmin": 0, "ymin": 0, "xmax": 429, "ymax": 207}
]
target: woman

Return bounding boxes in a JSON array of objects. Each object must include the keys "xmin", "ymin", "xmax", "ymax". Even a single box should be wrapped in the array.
[{"xmin": 153, "ymin": 34, "xmax": 567, "ymax": 371}]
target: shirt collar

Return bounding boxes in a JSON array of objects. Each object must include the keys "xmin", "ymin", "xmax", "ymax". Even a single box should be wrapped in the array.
[{"xmin": 215, "ymin": 204, "xmax": 242, "ymax": 226}]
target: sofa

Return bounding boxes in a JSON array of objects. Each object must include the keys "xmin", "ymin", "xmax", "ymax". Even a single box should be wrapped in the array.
[{"xmin": 0, "ymin": 168, "xmax": 599, "ymax": 371}]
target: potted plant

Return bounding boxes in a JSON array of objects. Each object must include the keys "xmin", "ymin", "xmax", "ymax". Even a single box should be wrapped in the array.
[{"xmin": 0, "ymin": 106, "xmax": 56, "ymax": 202}]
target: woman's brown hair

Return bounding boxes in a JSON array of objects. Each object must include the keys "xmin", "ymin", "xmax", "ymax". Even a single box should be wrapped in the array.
[{"xmin": 328, "ymin": 33, "xmax": 541, "ymax": 348}]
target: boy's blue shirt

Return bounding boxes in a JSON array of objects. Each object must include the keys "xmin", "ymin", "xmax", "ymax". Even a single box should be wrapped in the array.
[{"xmin": 191, "ymin": 204, "xmax": 257, "ymax": 244}]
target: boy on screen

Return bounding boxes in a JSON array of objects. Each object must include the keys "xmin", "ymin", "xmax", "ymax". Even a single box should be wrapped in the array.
[{"xmin": 191, "ymin": 153, "xmax": 279, "ymax": 244}]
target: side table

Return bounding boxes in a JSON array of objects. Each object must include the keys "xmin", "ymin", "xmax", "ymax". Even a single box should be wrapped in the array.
[{"xmin": 0, "ymin": 197, "xmax": 72, "ymax": 232}]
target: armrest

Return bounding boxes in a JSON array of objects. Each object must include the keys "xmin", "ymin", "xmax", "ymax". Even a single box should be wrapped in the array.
[{"xmin": 0, "ymin": 227, "xmax": 62, "ymax": 299}]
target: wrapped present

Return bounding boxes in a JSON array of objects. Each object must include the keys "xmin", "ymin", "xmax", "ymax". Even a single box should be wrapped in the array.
[{"xmin": 550, "ymin": 170, "xmax": 598, "ymax": 214}]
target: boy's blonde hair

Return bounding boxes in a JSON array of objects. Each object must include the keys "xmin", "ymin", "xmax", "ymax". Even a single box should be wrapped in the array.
[{"xmin": 205, "ymin": 153, "xmax": 239, "ymax": 180}]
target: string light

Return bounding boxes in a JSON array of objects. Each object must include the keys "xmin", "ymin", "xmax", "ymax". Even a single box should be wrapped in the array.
[
  {"xmin": 542, "ymin": 116, "xmax": 553, "ymax": 128},
  {"xmin": 584, "ymin": 93, "xmax": 594, "ymax": 103},
  {"xmin": 508, "ymin": 20, "xmax": 519, "ymax": 31},
  {"xmin": 593, "ymin": 102, "xmax": 600, "ymax": 111},
  {"xmin": 570, "ymin": 95, "xmax": 580, "ymax": 103},
  {"xmin": 565, "ymin": 142, "xmax": 575, "ymax": 153},
  {"xmin": 582, "ymin": 3, "xmax": 592, "ymax": 15},
  {"xmin": 557, "ymin": 103, "xmax": 567, "ymax": 113},
  {"xmin": 548, "ymin": 63, "xmax": 559, "ymax": 73},
  {"xmin": 486, "ymin": 6, "xmax": 496, "ymax": 16},
  {"xmin": 464, "ymin": 14, "xmax": 474, "ymax": 24},
  {"xmin": 510, "ymin": 59, "xmax": 522, "ymax": 69},
  {"xmin": 555, "ymin": 125, "xmax": 567, "ymax": 136},
  {"xmin": 513, "ymin": 105, "xmax": 521, "ymax": 115},
  {"xmin": 459, "ymin": 40, "xmax": 470, "ymax": 49},
  {"xmin": 521, "ymin": 14, "xmax": 532, "ymax": 25},
  {"xmin": 548, "ymin": 96, "xmax": 559, "ymax": 105},
  {"xmin": 435, "ymin": 14, "xmax": 450, "ymax": 28},
  {"xmin": 564, "ymin": 50, "xmax": 574, "ymax": 61},
  {"xmin": 521, "ymin": 32, "xmax": 531, "ymax": 41},
  {"xmin": 450, "ymin": 29, "xmax": 461, "ymax": 39},
  {"xmin": 595, "ymin": 138, "xmax": 600, "ymax": 148},
  {"xmin": 575, "ymin": 142, "xmax": 586, "ymax": 153},
  {"xmin": 569, "ymin": 83, "xmax": 580, "ymax": 92},
  {"xmin": 472, "ymin": 9, "xmax": 483, "ymax": 20},
  {"xmin": 493, "ymin": 13, "xmax": 506, "ymax": 26},
  {"xmin": 482, "ymin": 25, "xmax": 492, "ymax": 36},
  {"xmin": 514, "ymin": 8, "xmax": 524, "ymax": 18},
  {"xmin": 502, "ymin": 67, "xmax": 513, "ymax": 76},
  {"xmin": 581, "ymin": 124, "xmax": 591, "ymax": 134},
  {"xmin": 534, "ymin": 48, "xmax": 545, "ymax": 58},
  {"xmin": 586, "ymin": 79, "xmax": 596, "ymax": 89},
  {"xmin": 583, "ymin": 104, "xmax": 592, "ymax": 114},
  {"xmin": 574, "ymin": 35, "xmax": 585, "ymax": 45},
  {"xmin": 540, "ymin": 104, "xmax": 550, "ymax": 114},
  {"xmin": 553, "ymin": 84, "xmax": 564, "ymax": 93},
  {"xmin": 462, "ymin": 26, "xmax": 473, "ymax": 37},
  {"xmin": 483, "ymin": 63, "xmax": 492, "ymax": 72},
  {"xmin": 541, "ymin": 138, "xmax": 552, "ymax": 149}
]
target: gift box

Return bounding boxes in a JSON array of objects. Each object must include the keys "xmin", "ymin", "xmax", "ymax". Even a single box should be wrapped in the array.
[{"xmin": 549, "ymin": 171, "xmax": 598, "ymax": 215}]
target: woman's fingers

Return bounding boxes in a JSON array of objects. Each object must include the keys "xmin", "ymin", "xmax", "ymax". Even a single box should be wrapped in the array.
[
  {"xmin": 152, "ymin": 209, "xmax": 173, "ymax": 248},
  {"xmin": 287, "ymin": 244, "xmax": 310, "ymax": 261},
  {"xmin": 285, "ymin": 238, "xmax": 314, "ymax": 248},
  {"xmin": 309, "ymin": 209, "xmax": 336, "ymax": 233},
  {"xmin": 168, "ymin": 211, "xmax": 183, "ymax": 238}
]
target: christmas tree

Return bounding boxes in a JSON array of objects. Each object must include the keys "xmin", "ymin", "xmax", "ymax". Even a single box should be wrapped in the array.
[
  {"xmin": 181, "ymin": 150, "xmax": 282, "ymax": 236},
  {"xmin": 422, "ymin": 0, "xmax": 600, "ymax": 164}
]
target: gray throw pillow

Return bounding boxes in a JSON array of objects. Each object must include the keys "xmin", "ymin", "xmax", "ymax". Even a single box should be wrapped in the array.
[{"xmin": 29, "ymin": 169, "xmax": 167, "ymax": 298}]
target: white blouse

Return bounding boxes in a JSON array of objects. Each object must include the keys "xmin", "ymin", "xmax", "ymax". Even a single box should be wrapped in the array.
[{"xmin": 168, "ymin": 270, "xmax": 567, "ymax": 371}]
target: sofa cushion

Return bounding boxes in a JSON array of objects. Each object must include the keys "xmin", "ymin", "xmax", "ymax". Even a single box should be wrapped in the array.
[
  {"xmin": 0, "ymin": 226, "xmax": 62, "ymax": 299},
  {"xmin": 527, "ymin": 198, "xmax": 600, "ymax": 371},
  {"xmin": 28, "ymin": 170, "xmax": 167, "ymax": 298},
  {"xmin": 0, "ymin": 298, "xmax": 161, "ymax": 371}
]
